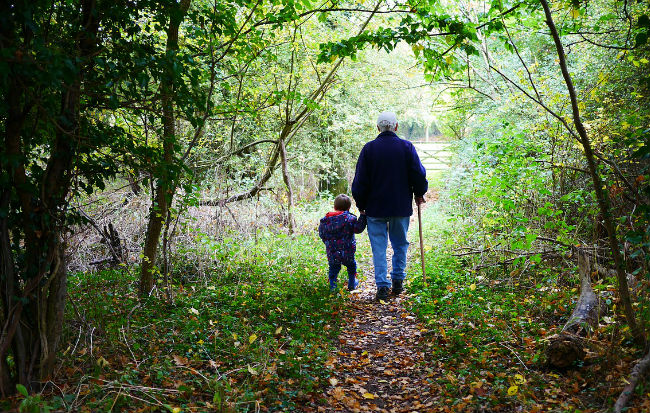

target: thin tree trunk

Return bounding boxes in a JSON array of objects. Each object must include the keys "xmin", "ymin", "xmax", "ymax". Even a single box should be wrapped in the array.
[
  {"xmin": 279, "ymin": 138, "xmax": 295, "ymax": 234},
  {"xmin": 140, "ymin": 0, "xmax": 191, "ymax": 297},
  {"xmin": 540, "ymin": 0, "xmax": 644, "ymax": 345},
  {"xmin": 0, "ymin": 192, "xmax": 16, "ymax": 395}
]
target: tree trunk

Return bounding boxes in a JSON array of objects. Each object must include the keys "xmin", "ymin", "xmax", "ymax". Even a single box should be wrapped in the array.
[
  {"xmin": 547, "ymin": 252, "xmax": 602, "ymax": 368},
  {"xmin": 279, "ymin": 139, "xmax": 295, "ymax": 234},
  {"xmin": 540, "ymin": 0, "xmax": 644, "ymax": 345},
  {"xmin": 0, "ymin": 0, "xmax": 98, "ymax": 394},
  {"xmin": 139, "ymin": 0, "xmax": 191, "ymax": 297}
]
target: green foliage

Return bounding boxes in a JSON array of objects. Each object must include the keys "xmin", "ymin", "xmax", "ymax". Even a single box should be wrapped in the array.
[
  {"xmin": 406, "ymin": 201, "xmax": 634, "ymax": 411},
  {"xmin": 62, "ymin": 231, "xmax": 342, "ymax": 411}
]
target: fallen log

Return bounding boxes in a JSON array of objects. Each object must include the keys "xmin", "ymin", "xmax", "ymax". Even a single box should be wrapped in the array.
[
  {"xmin": 547, "ymin": 252, "xmax": 603, "ymax": 368},
  {"xmin": 613, "ymin": 347, "xmax": 650, "ymax": 412}
]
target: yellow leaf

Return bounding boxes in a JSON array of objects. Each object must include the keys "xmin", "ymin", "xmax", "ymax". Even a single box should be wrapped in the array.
[
  {"xmin": 379, "ymin": 300, "xmax": 388, "ymax": 305},
  {"xmin": 507, "ymin": 385, "xmax": 518, "ymax": 396},
  {"xmin": 469, "ymin": 284, "xmax": 476, "ymax": 291},
  {"xmin": 329, "ymin": 377, "xmax": 339, "ymax": 386},
  {"xmin": 362, "ymin": 392, "xmax": 375, "ymax": 399},
  {"xmin": 232, "ymin": 333, "xmax": 238, "ymax": 340},
  {"xmin": 96, "ymin": 356, "xmax": 110, "ymax": 368},
  {"xmin": 172, "ymin": 408, "xmax": 182, "ymax": 413},
  {"xmin": 570, "ymin": 8, "xmax": 580, "ymax": 18},
  {"xmin": 249, "ymin": 334, "xmax": 258, "ymax": 344},
  {"xmin": 275, "ymin": 326, "xmax": 283, "ymax": 335},
  {"xmin": 361, "ymin": 351, "xmax": 368, "ymax": 356},
  {"xmin": 514, "ymin": 374, "xmax": 526, "ymax": 384}
]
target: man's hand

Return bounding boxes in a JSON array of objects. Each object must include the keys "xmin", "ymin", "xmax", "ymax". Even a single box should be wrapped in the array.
[{"xmin": 415, "ymin": 196, "xmax": 425, "ymax": 206}]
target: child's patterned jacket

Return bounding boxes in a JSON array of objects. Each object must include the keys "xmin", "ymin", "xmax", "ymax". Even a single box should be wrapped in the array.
[{"xmin": 318, "ymin": 211, "xmax": 367, "ymax": 264}]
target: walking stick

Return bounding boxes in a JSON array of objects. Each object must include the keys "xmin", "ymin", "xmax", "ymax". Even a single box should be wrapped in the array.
[{"xmin": 417, "ymin": 202, "xmax": 426, "ymax": 285}]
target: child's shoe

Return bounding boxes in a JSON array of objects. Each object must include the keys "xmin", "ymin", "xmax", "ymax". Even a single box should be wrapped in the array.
[
  {"xmin": 348, "ymin": 278, "xmax": 360, "ymax": 291},
  {"xmin": 329, "ymin": 278, "xmax": 337, "ymax": 292}
]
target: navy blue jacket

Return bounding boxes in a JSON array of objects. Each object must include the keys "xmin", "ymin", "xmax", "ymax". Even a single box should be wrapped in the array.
[
  {"xmin": 319, "ymin": 211, "xmax": 367, "ymax": 264},
  {"xmin": 351, "ymin": 131, "xmax": 428, "ymax": 217}
]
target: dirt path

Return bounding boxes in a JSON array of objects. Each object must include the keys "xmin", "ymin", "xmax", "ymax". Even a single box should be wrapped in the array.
[{"xmin": 303, "ymin": 202, "xmax": 440, "ymax": 412}]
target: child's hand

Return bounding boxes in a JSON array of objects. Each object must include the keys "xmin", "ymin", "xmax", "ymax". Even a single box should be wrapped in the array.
[{"xmin": 359, "ymin": 210, "xmax": 366, "ymax": 215}]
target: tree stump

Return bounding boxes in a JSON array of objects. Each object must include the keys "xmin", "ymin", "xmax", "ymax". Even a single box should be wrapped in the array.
[{"xmin": 547, "ymin": 252, "xmax": 601, "ymax": 368}]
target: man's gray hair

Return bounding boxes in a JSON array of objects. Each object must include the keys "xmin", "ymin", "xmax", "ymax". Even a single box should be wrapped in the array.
[{"xmin": 377, "ymin": 111, "xmax": 398, "ymax": 132}]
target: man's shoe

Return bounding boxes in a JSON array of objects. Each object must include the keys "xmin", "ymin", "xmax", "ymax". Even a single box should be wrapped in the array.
[
  {"xmin": 375, "ymin": 286, "xmax": 390, "ymax": 301},
  {"xmin": 391, "ymin": 279, "xmax": 403, "ymax": 296}
]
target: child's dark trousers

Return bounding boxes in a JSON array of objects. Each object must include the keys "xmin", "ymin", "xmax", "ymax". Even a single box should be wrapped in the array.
[{"xmin": 328, "ymin": 260, "xmax": 357, "ymax": 291}]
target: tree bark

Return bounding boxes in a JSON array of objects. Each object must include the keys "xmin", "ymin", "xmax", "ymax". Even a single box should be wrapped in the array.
[
  {"xmin": 547, "ymin": 252, "xmax": 602, "ymax": 368},
  {"xmin": 0, "ymin": 0, "xmax": 99, "ymax": 393},
  {"xmin": 539, "ymin": 0, "xmax": 644, "ymax": 345},
  {"xmin": 279, "ymin": 138, "xmax": 295, "ymax": 234},
  {"xmin": 140, "ymin": 0, "xmax": 191, "ymax": 297},
  {"xmin": 614, "ymin": 347, "xmax": 650, "ymax": 412}
]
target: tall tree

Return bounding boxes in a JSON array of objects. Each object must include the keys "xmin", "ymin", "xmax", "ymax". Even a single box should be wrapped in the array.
[
  {"xmin": 0, "ymin": 0, "xmax": 153, "ymax": 393},
  {"xmin": 140, "ymin": 0, "xmax": 193, "ymax": 297}
]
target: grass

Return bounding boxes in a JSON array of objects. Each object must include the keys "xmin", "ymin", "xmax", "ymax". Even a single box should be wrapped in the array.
[{"xmin": 20, "ymin": 230, "xmax": 346, "ymax": 412}]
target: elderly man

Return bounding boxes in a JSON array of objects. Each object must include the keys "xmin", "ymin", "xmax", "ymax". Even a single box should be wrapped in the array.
[{"xmin": 351, "ymin": 111, "xmax": 428, "ymax": 301}]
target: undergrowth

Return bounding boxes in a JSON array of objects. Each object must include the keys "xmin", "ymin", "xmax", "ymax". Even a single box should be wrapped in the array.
[
  {"xmin": 15, "ymin": 230, "xmax": 345, "ymax": 413},
  {"xmin": 407, "ymin": 202, "xmax": 649, "ymax": 413}
]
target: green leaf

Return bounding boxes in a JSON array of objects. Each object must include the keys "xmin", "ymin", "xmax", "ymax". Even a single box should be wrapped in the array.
[{"xmin": 16, "ymin": 384, "xmax": 28, "ymax": 397}]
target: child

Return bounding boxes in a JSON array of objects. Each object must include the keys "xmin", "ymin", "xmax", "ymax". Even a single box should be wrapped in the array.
[{"xmin": 318, "ymin": 194, "xmax": 367, "ymax": 291}]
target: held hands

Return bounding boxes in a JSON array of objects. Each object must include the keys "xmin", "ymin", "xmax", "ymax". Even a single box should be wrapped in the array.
[{"xmin": 415, "ymin": 196, "xmax": 426, "ymax": 206}]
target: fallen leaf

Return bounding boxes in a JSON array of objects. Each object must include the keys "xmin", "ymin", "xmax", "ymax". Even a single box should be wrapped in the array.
[
  {"xmin": 96, "ymin": 356, "xmax": 110, "ymax": 368},
  {"xmin": 332, "ymin": 387, "xmax": 344, "ymax": 400},
  {"xmin": 172, "ymin": 355, "xmax": 188, "ymax": 367}
]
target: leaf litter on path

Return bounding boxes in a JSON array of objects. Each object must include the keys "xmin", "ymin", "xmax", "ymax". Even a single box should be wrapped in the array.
[{"xmin": 302, "ymin": 264, "xmax": 440, "ymax": 412}]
